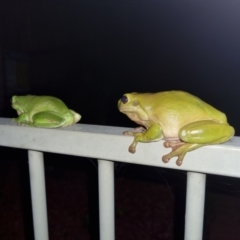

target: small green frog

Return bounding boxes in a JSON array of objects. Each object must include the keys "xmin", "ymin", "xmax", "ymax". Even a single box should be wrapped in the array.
[
  {"xmin": 12, "ymin": 95, "xmax": 81, "ymax": 128},
  {"xmin": 118, "ymin": 91, "xmax": 234, "ymax": 166}
]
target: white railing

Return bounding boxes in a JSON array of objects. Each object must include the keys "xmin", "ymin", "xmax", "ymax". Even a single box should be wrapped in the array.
[{"xmin": 1, "ymin": 117, "xmax": 240, "ymax": 240}]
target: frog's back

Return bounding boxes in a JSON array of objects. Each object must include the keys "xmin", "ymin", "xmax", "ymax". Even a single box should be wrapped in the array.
[
  {"xmin": 148, "ymin": 91, "xmax": 228, "ymax": 129},
  {"xmin": 29, "ymin": 95, "xmax": 70, "ymax": 114}
]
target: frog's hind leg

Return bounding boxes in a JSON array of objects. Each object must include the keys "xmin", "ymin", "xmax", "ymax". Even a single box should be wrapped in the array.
[
  {"xmin": 162, "ymin": 120, "xmax": 234, "ymax": 166},
  {"xmin": 30, "ymin": 112, "xmax": 65, "ymax": 128}
]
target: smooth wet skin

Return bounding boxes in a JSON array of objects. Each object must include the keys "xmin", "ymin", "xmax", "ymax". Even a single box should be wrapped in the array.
[
  {"xmin": 118, "ymin": 91, "xmax": 234, "ymax": 166},
  {"xmin": 12, "ymin": 95, "xmax": 81, "ymax": 128}
]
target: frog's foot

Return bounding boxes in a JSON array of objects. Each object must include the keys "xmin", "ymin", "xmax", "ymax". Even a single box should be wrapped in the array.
[
  {"xmin": 13, "ymin": 118, "xmax": 30, "ymax": 126},
  {"xmin": 162, "ymin": 142, "xmax": 202, "ymax": 166},
  {"xmin": 134, "ymin": 126, "xmax": 146, "ymax": 132},
  {"xmin": 128, "ymin": 143, "xmax": 137, "ymax": 153},
  {"xmin": 18, "ymin": 122, "xmax": 30, "ymax": 126},
  {"xmin": 162, "ymin": 150, "xmax": 187, "ymax": 166},
  {"xmin": 123, "ymin": 130, "xmax": 135, "ymax": 136},
  {"xmin": 163, "ymin": 140, "xmax": 185, "ymax": 150},
  {"xmin": 125, "ymin": 132, "xmax": 143, "ymax": 153},
  {"xmin": 123, "ymin": 127, "xmax": 146, "ymax": 136},
  {"xmin": 122, "ymin": 130, "xmax": 143, "ymax": 153},
  {"xmin": 124, "ymin": 124, "xmax": 162, "ymax": 155},
  {"xmin": 13, "ymin": 118, "xmax": 22, "ymax": 124}
]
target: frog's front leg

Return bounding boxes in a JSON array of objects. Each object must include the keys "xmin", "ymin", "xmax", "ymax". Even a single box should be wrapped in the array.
[
  {"xmin": 13, "ymin": 112, "xmax": 30, "ymax": 125},
  {"xmin": 162, "ymin": 120, "xmax": 235, "ymax": 166},
  {"xmin": 123, "ymin": 124, "xmax": 163, "ymax": 153}
]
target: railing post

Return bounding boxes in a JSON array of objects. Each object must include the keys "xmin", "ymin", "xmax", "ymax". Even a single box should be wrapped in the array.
[
  {"xmin": 184, "ymin": 172, "xmax": 206, "ymax": 240},
  {"xmin": 98, "ymin": 159, "xmax": 115, "ymax": 240},
  {"xmin": 28, "ymin": 150, "xmax": 49, "ymax": 240}
]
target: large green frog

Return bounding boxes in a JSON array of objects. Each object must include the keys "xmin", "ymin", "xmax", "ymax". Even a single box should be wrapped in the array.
[{"xmin": 118, "ymin": 90, "xmax": 234, "ymax": 166}]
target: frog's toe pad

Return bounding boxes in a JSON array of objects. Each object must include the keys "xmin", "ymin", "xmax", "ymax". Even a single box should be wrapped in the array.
[
  {"xmin": 162, "ymin": 150, "xmax": 186, "ymax": 166},
  {"xmin": 163, "ymin": 142, "xmax": 171, "ymax": 148},
  {"xmin": 176, "ymin": 158, "xmax": 183, "ymax": 166},
  {"xmin": 134, "ymin": 126, "xmax": 146, "ymax": 133},
  {"xmin": 123, "ymin": 131, "xmax": 134, "ymax": 136},
  {"xmin": 162, "ymin": 155, "xmax": 170, "ymax": 163},
  {"xmin": 128, "ymin": 146, "xmax": 136, "ymax": 154},
  {"xmin": 17, "ymin": 121, "xmax": 29, "ymax": 126}
]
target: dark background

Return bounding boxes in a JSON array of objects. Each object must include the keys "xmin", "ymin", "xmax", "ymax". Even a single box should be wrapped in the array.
[
  {"xmin": 0, "ymin": 0, "xmax": 240, "ymax": 131},
  {"xmin": 0, "ymin": 0, "xmax": 240, "ymax": 239}
]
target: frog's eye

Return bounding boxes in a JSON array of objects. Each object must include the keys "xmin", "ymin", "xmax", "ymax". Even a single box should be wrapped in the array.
[{"xmin": 121, "ymin": 95, "xmax": 128, "ymax": 104}]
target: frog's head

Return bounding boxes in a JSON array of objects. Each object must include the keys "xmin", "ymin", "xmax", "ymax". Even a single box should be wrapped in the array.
[
  {"xmin": 11, "ymin": 95, "xmax": 33, "ymax": 115},
  {"xmin": 118, "ymin": 93, "xmax": 149, "ymax": 121}
]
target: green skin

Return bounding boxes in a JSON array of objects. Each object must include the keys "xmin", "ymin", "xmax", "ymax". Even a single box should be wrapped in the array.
[
  {"xmin": 118, "ymin": 90, "xmax": 235, "ymax": 166},
  {"xmin": 12, "ymin": 95, "xmax": 81, "ymax": 128}
]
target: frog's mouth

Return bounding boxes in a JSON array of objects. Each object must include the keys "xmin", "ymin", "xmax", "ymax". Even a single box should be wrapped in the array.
[
  {"xmin": 119, "ymin": 107, "xmax": 131, "ymax": 112},
  {"xmin": 119, "ymin": 107, "xmax": 138, "ymax": 114}
]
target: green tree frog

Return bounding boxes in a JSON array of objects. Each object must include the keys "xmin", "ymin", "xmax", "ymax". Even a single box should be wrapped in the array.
[
  {"xmin": 118, "ymin": 91, "xmax": 234, "ymax": 166},
  {"xmin": 12, "ymin": 95, "xmax": 81, "ymax": 128}
]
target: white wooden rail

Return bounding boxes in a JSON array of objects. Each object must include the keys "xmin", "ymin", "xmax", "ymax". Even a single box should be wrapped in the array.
[{"xmin": 1, "ymin": 117, "xmax": 240, "ymax": 240}]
